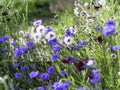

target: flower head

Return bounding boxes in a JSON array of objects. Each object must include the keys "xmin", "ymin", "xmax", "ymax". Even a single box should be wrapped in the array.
[
  {"xmin": 48, "ymin": 66, "xmax": 55, "ymax": 74},
  {"xmin": 0, "ymin": 36, "xmax": 8, "ymax": 43},
  {"xmin": 40, "ymin": 73, "xmax": 50, "ymax": 80},
  {"xmin": 53, "ymin": 45, "xmax": 62, "ymax": 53},
  {"xmin": 33, "ymin": 20, "xmax": 42, "ymax": 26},
  {"xmin": 29, "ymin": 71, "xmax": 39, "ymax": 78},
  {"xmin": 24, "ymin": 33, "xmax": 31, "ymax": 38},
  {"xmin": 14, "ymin": 72, "xmax": 22, "ymax": 79},
  {"xmin": 46, "ymin": 31, "xmax": 56, "ymax": 41},
  {"xmin": 64, "ymin": 37, "xmax": 73, "ymax": 45},
  {"xmin": 112, "ymin": 45, "xmax": 120, "ymax": 51},
  {"xmin": 36, "ymin": 25, "xmax": 46, "ymax": 35},
  {"xmin": 26, "ymin": 41, "xmax": 34, "ymax": 47},
  {"xmin": 60, "ymin": 71, "xmax": 68, "ymax": 77},
  {"xmin": 52, "ymin": 53, "xmax": 60, "ymax": 61}
]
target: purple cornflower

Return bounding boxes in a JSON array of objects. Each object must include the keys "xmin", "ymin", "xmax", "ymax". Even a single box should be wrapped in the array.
[
  {"xmin": 14, "ymin": 72, "xmax": 22, "ymax": 79},
  {"xmin": 40, "ymin": 73, "xmax": 50, "ymax": 80},
  {"xmin": 48, "ymin": 38, "xmax": 58, "ymax": 46},
  {"xmin": 22, "ymin": 66, "xmax": 28, "ymax": 72},
  {"xmin": 33, "ymin": 20, "xmax": 42, "ymax": 26},
  {"xmin": 53, "ymin": 45, "xmax": 62, "ymax": 53},
  {"xmin": 79, "ymin": 40, "xmax": 88, "ymax": 48},
  {"xmin": 112, "ymin": 45, "xmax": 120, "ymax": 51},
  {"xmin": 26, "ymin": 41, "xmax": 34, "ymax": 47},
  {"xmin": 52, "ymin": 53, "xmax": 60, "ymax": 61},
  {"xmin": 12, "ymin": 62, "xmax": 20, "ymax": 68},
  {"xmin": 89, "ymin": 69, "xmax": 101, "ymax": 84},
  {"xmin": 19, "ymin": 46, "xmax": 28, "ymax": 53},
  {"xmin": 29, "ymin": 71, "xmax": 39, "ymax": 78},
  {"xmin": 64, "ymin": 29, "xmax": 73, "ymax": 37},
  {"xmin": 14, "ymin": 48, "xmax": 22, "ymax": 57},
  {"xmin": 10, "ymin": 41, "xmax": 17, "ymax": 46},
  {"xmin": 24, "ymin": 33, "xmax": 31, "ymax": 38},
  {"xmin": 53, "ymin": 81, "xmax": 71, "ymax": 90},
  {"xmin": 38, "ymin": 87, "xmax": 45, "ymax": 90},
  {"xmin": 60, "ymin": 71, "xmax": 68, "ymax": 77},
  {"xmin": 94, "ymin": 25, "xmax": 103, "ymax": 31},
  {"xmin": 48, "ymin": 66, "xmax": 55, "ymax": 74},
  {"xmin": 45, "ymin": 27, "xmax": 52, "ymax": 34},
  {"xmin": 102, "ymin": 20, "xmax": 116, "ymax": 37},
  {"xmin": 71, "ymin": 57, "xmax": 77, "ymax": 63},
  {"xmin": 0, "ymin": 36, "xmax": 8, "ymax": 43}
]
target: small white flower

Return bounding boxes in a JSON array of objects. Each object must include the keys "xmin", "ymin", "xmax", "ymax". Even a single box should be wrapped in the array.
[
  {"xmin": 84, "ymin": 2, "xmax": 89, "ymax": 7},
  {"xmin": 74, "ymin": 7, "xmax": 79, "ymax": 17},
  {"xmin": 46, "ymin": 31, "xmax": 56, "ymax": 41},
  {"xmin": 74, "ymin": 0, "xmax": 81, "ymax": 7},
  {"xmin": 33, "ymin": 33, "xmax": 41, "ymax": 42},
  {"xmin": 111, "ymin": 53, "xmax": 117, "ymax": 59},
  {"xmin": 118, "ymin": 71, "xmax": 120, "ymax": 76},
  {"xmin": 69, "ymin": 26, "xmax": 77, "ymax": 35},
  {"xmin": 64, "ymin": 37, "xmax": 73, "ymax": 45},
  {"xmin": 86, "ymin": 60, "xmax": 95, "ymax": 67},
  {"xmin": 88, "ymin": 19, "xmax": 94, "ymax": 25},
  {"xmin": 98, "ymin": 0, "xmax": 106, "ymax": 6},
  {"xmin": 80, "ymin": 11, "xmax": 88, "ymax": 18},
  {"xmin": 36, "ymin": 25, "xmax": 46, "ymax": 35}
]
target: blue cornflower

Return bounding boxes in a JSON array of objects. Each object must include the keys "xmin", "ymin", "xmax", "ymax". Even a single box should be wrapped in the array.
[
  {"xmin": 26, "ymin": 41, "xmax": 34, "ymax": 47},
  {"xmin": 64, "ymin": 29, "xmax": 73, "ymax": 37},
  {"xmin": 40, "ymin": 73, "xmax": 50, "ymax": 80},
  {"xmin": 89, "ymin": 69, "xmax": 101, "ymax": 84},
  {"xmin": 112, "ymin": 45, "xmax": 120, "ymax": 51},
  {"xmin": 106, "ymin": 20, "xmax": 116, "ymax": 26},
  {"xmin": 22, "ymin": 66, "xmax": 28, "ymax": 72},
  {"xmin": 45, "ymin": 27, "xmax": 52, "ymax": 34},
  {"xmin": 14, "ymin": 72, "xmax": 22, "ymax": 79},
  {"xmin": 53, "ymin": 45, "xmax": 62, "ymax": 53},
  {"xmin": 14, "ymin": 48, "xmax": 22, "ymax": 57},
  {"xmin": 48, "ymin": 66, "xmax": 55, "ymax": 74},
  {"xmin": 19, "ymin": 46, "xmax": 28, "ymax": 53},
  {"xmin": 71, "ymin": 57, "xmax": 77, "ymax": 63},
  {"xmin": 48, "ymin": 38, "xmax": 58, "ymax": 45},
  {"xmin": 38, "ymin": 87, "xmax": 45, "ymax": 90},
  {"xmin": 94, "ymin": 25, "xmax": 103, "ymax": 31},
  {"xmin": 29, "ymin": 71, "xmax": 39, "ymax": 78},
  {"xmin": 52, "ymin": 53, "xmax": 60, "ymax": 61},
  {"xmin": 102, "ymin": 20, "xmax": 116, "ymax": 37},
  {"xmin": 79, "ymin": 40, "xmax": 88, "ymax": 48},
  {"xmin": 0, "ymin": 36, "xmax": 8, "ymax": 43},
  {"xmin": 60, "ymin": 71, "xmax": 68, "ymax": 77},
  {"xmin": 53, "ymin": 81, "xmax": 71, "ymax": 90}
]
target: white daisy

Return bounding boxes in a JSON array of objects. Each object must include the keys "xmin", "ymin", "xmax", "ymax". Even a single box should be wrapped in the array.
[
  {"xmin": 69, "ymin": 26, "xmax": 77, "ymax": 35},
  {"xmin": 33, "ymin": 33, "xmax": 41, "ymax": 42},
  {"xmin": 46, "ymin": 31, "xmax": 56, "ymax": 41},
  {"xmin": 36, "ymin": 25, "xmax": 46, "ymax": 35},
  {"xmin": 64, "ymin": 37, "xmax": 73, "ymax": 45}
]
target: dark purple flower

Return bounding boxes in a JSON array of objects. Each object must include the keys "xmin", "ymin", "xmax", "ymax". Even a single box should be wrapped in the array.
[
  {"xmin": 52, "ymin": 53, "xmax": 60, "ymax": 61},
  {"xmin": 48, "ymin": 66, "xmax": 55, "ymax": 74},
  {"xmin": 33, "ymin": 20, "xmax": 42, "ymax": 26},
  {"xmin": 53, "ymin": 45, "xmax": 62, "ymax": 53},
  {"xmin": 62, "ymin": 57, "xmax": 71, "ymax": 63},
  {"xmin": 40, "ymin": 73, "xmax": 50, "ymax": 80},
  {"xmin": 60, "ymin": 71, "xmax": 68, "ymax": 77},
  {"xmin": 14, "ymin": 72, "xmax": 22, "ymax": 79},
  {"xmin": 112, "ymin": 45, "xmax": 120, "ymax": 51},
  {"xmin": 2, "ymin": 11, "xmax": 8, "ymax": 16},
  {"xmin": 26, "ymin": 41, "xmax": 34, "ymax": 47},
  {"xmin": 29, "ymin": 71, "xmax": 39, "ymax": 78}
]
